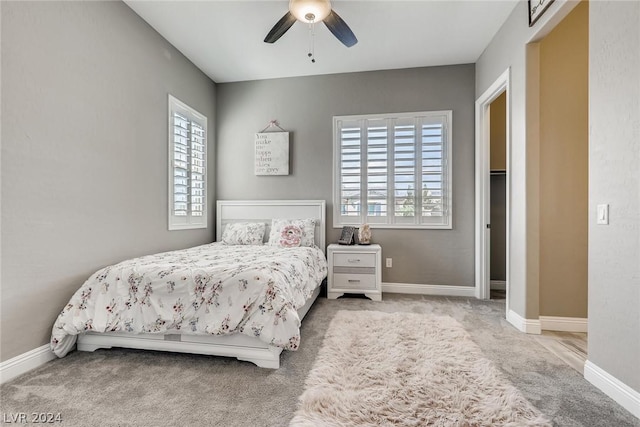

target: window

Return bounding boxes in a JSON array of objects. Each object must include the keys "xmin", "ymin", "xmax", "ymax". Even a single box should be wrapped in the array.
[
  {"xmin": 168, "ymin": 95, "xmax": 207, "ymax": 230},
  {"xmin": 333, "ymin": 111, "xmax": 452, "ymax": 229}
]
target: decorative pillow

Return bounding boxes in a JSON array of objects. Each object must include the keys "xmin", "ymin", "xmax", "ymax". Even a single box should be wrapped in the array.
[
  {"xmin": 268, "ymin": 218, "xmax": 316, "ymax": 248},
  {"xmin": 221, "ymin": 222, "xmax": 266, "ymax": 245}
]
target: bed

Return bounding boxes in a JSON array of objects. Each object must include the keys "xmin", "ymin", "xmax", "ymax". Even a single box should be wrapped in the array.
[{"xmin": 50, "ymin": 200, "xmax": 327, "ymax": 368}]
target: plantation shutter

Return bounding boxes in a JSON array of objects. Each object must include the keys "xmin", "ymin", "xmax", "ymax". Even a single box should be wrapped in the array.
[
  {"xmin": 334, "ymin": 111, "xmax": 452, "ymax": 229},
  {"xmin": 169, "ymin": 95, "xmax": 207, "ymax": 230},
  {"xmin": 172, "ymin": 112, "xmax": 190, "ymax": 217},
  {"xmin": 189, "ymin": 122, "xmax": 205, "ymax": 217},
  {"xmin": 366, "ymin": 119, "xmax": 388, "ymax": 223},
  {"xmin": 337, "ymin": 120, "xmax": 362, "ymax": 220},
  {"xmin": 420, "ymin": 115, "xmax": 448, "ymax": 224},
  {"xmin": 393, "ymin": 118, "xmax": 417, "ymax": 224}
]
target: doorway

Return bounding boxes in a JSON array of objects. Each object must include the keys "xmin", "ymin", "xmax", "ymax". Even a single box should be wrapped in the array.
[
  {"xmin": 488, "ymin": 92, "xmax": 507, "ymax": 300},
  {"xmin": 476, "ymin": 1, "xmax": 588, "ymax": 333},
  {"xmin": 475, "ymin": 68, "xmax": 510, "ymax": 310},
  {"xmin": 535, "ymin": 0, "xmax": 589, "ymax": 332}
]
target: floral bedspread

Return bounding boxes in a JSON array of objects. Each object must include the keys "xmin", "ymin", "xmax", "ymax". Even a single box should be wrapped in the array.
[{"xmin": 51, "ymin": 243, "xmax": 327, "ymax": 357}]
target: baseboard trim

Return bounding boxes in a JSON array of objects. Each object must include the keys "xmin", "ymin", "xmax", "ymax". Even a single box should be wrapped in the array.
[
  {"xmin": 382, "ymin": 282, "xmax": 475, "ymax": 297},
  {"xmin": 584, "ymin": 360, "xmax": 640, "ymax": 419},
  {"xmin": 540, "ymin": 316, "xmax": 588, "ymax": 332},
  {"xmin": 506, "ymin": 309, "xmax": 541, "ymax": 334},
  {"xmin": 490, "ymin": 280, "xmax": 506, "ymax": 290},
  {"xmin": 0, "ymin": 344, "xmax": 56, "ymax": 384}
]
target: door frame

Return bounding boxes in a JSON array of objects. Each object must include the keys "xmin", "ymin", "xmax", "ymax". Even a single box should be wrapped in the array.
[{"xmin": 475, "ymin": 68, "xmax": 511, "ymax": 309}]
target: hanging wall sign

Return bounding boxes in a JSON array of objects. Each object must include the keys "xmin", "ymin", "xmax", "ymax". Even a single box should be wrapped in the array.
[{"xmin": 254, "ymin": 131, "xmax": 289, "ymax": 175}]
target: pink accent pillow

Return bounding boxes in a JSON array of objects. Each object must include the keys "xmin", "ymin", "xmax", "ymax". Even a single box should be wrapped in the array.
[{"xmin": 268, "ymin": 218, "xmax": 315, "ymax": 247}]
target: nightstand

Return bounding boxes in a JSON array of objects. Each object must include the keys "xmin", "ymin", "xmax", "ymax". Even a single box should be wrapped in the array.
[{"xmin": 327, "ymin": 243, "xmax": 382, "ymax": 301}]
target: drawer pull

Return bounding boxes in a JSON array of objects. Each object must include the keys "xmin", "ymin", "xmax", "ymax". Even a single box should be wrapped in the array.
[
  {"xmin": 333, "ymin": 253, "xmax": 375, "ymax": 268},
  {"xmin": 348, "ymin": 279, "xmax": 361, "ymax": 283}
]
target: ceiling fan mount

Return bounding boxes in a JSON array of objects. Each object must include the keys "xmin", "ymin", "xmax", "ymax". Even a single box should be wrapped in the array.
[
  {"xmin": 290, "ymin": 0, "xmax": 331, "ymax": 23},
  {"xmin": 264, "ymin": 0, "xmax": 358, "ymax": 48}
]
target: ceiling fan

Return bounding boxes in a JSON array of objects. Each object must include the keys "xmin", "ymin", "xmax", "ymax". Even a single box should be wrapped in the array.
[{"xmin": 264, "ymin": 0, "xmax": 358, "ymax": 48}]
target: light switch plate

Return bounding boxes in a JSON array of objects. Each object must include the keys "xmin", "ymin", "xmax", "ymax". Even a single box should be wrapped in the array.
[{"xmin": 597, "ymin": 204, "xmax": 609, "ymax": 225}]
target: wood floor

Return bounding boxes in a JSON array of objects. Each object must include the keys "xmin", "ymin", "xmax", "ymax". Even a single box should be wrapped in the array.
[
  {"xmin": 490, "ymin": 288, "xmax": 587, "ymax": 374},
  {"xmin": 533, "ymin": 331, "xmax": 588, "ymax": 374},
  {"xmin": 490, "ymin": 289, "xmax": 506, "ymax": 299}
]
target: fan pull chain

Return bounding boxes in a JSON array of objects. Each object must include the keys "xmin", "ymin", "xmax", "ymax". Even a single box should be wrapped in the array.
[{"xmin": 307, "ymin": 21, "xmax": 316, "ymax": 63}]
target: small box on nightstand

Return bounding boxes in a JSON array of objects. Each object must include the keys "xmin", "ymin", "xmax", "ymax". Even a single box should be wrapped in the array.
[{"xmin": 327, "ymin": 243, "xmax": 382, "ymax": 301}]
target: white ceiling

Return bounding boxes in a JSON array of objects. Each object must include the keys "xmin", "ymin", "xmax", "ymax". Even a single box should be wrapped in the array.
[{"xmin": 124, "ymin": 0, "xmax": 518, "ymax": 83}]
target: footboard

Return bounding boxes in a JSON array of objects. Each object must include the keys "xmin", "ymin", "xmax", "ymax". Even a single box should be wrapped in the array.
[
  {"xmin": 77, "ymin": 284, "xmax": 321, "ymax": 368},
  {"xmin": 78, "ymin": 332, "xmax": 284, "ymax": 368}
]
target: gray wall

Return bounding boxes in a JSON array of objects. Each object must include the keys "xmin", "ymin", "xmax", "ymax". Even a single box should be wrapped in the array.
[
  {"xmin": 588, "ymin": 1, "xmax": 640, "ymax": 392},
  {"xmin": 216, "ymin": 65, "xmax": 476, "ymax": 287},
  {"xmin": 1, "ymin": 1, "xmax": 216, "ymax": 362}
]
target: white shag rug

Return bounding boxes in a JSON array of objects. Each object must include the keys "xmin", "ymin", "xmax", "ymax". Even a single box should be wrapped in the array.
[{"xmin": 291, "ymin": 310, "xmax": 552, "ymax": 427}]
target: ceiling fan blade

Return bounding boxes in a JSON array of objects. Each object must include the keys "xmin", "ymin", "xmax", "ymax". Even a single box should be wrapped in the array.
[
  {"xmin": 264, "ymin": 11, "xmax": 297, "ymax": 44},
  {"xmin": 323, "ymin": 10, "xmax": 358, "ymax": 47}
]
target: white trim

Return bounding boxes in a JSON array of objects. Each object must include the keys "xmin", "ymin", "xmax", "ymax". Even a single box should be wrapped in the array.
[
  {"xmin": 540, "ymin": 316, "xmax": 588, "ymax": 332},
  {"xmin": 382, "ymin": 282, "xmax": 475, "ymax": 297},
  {"xmin": 490, "ymin": 280, "xmax": 506, "ymax": 290},
  {"xmin": 0, "ymin": 344, "xmax": 56, "ymax": 384},
  {"xmin": 475, "ymin": 68, "xmax": 511, "ymax": 307},
  {"xmin": 584, "ymin": 360, "xmax": 640, "ymax": 419},
  {"xmin": 506, "ymin": 309, "xmax": 541, "ymax": 334}
]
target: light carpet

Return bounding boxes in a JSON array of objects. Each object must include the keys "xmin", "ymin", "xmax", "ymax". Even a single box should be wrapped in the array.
[
  {"xmin": 291, "ymin": 310, "xmax": 552, "ymax": 426},
  {"xmin": 2, "ymin": 295, "xmax": 638, "ymax": 426}
]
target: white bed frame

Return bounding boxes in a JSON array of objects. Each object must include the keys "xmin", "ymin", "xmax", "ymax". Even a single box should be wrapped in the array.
[{"xmin": 77, "ymin": 200, "xmax": 326, "ymax": 369}]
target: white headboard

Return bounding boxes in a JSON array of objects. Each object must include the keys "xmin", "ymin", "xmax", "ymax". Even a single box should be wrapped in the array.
[{"xmin": 216, "ymin": 200, "xmax": 326, "ymax": 252}]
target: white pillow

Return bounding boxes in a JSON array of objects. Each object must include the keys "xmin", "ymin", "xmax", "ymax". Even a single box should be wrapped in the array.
[
  {"xmin": 268, "ymin": 218, "xmax": 316, "ymax": 248},
  {"xmin": 221, "ymin": 222, "xmax": 266, "ymax": 245}
]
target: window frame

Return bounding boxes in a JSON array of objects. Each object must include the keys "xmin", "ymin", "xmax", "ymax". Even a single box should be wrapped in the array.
[
  {"xmin": 168, "ymin": 94, "xmax": 208, "ymax": 231},
  {"xmin": 332, "ymin": 110, "xmax": 453, "ymax": 230}
]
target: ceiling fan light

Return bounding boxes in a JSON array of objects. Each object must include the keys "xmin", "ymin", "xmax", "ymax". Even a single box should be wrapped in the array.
[{"xmin": 289, "ymin": 0, "xmax": 331, "ymax": 23}]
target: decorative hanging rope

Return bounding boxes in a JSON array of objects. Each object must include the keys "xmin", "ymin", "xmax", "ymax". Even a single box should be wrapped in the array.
[{"xmin": 259, "ymin": 120, "xmax": 287, "ymax": 133}]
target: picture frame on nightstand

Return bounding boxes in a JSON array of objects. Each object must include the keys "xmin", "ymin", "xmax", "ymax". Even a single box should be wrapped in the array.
[{"xmin": 338, "ymin": 226, "xmax": 359, "ymax": 245}]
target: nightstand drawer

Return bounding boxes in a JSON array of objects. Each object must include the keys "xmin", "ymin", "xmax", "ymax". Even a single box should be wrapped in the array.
[
  {"xmin": 332, "ymin": 273, "xmax": 377, "ymax": 290},
  {"xmin": 333, "ymin": 266, "xmax": 375, "ymax": 275},
  {"xmin": 333, "ymin": 252, "xmax": 376, "ymax": 268}
]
